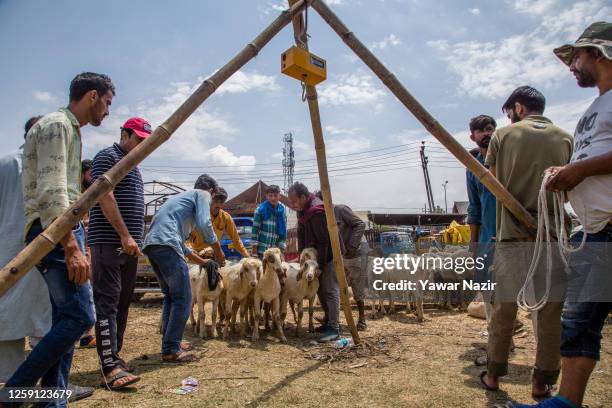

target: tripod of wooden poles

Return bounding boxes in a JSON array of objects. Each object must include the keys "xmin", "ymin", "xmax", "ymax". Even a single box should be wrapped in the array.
[{"xmin": 0, "ymin": 0, "xmax": 538, "ymax": 345}]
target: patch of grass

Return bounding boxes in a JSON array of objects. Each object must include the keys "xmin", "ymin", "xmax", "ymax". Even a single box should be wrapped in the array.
[{"xmin": 70, "ymin": 295, "xmax": 611, "ymax": 407}]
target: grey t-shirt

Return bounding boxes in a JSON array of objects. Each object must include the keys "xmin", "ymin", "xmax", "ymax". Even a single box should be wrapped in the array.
[{"xmin": 568, "ymin": 90, "xmax": 612, "ymax": 233}]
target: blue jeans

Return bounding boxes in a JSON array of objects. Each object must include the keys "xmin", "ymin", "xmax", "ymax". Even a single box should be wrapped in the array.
[
  {"xmin": 144, "ymin": 245, "xmax": 191, "ymax": 355},
  {"xmin": 561, "ymin": 225, "xmax": 612, "ymax": 360},
  {"xmin": 6, "ymin": 220, "xmax": 95, "ymax": 408}
]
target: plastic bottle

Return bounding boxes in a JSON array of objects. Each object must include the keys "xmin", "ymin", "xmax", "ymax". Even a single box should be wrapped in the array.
[{"xmin": 334, "ymin": 337, "xmax": 353, "ymax": 349}]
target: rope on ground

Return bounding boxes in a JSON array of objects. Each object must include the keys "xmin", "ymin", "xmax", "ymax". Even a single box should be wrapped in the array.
[{"xmin": 517, "ymin": 170, "xmax": 587, "ymax": 312}]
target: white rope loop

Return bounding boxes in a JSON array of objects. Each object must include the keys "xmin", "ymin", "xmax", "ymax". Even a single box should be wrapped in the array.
[{"xmin": 516, "ymin": 169, "xmax": 588, "ymax": 312}]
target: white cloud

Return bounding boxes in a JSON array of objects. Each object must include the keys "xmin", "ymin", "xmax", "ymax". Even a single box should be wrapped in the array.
[
  {"xmin": 427, "ymin": 0, "xmax": 610, "ymax": 99},
  {"xmin": 468, "ymin": 8, "xmax": 480, "ymax": 16},
  {"xmin": 324, "ymin": 125, "xmax": 360, "ymax": 136},
  {"xmin": 510, "ymin": 0, "xmax": 558, "ymax": 15},
  {"xmin": 217, "ymin": 70, "xmax": 280, "ymax": 95},
  {"xmin": 263, "ymin": 0, "xmax": 344, "ymax": 15},
  {"xmin": 327, "ymin": 136, "xmax": 371, "ymax": 155},
  {"xmin": 371, "ymin": 34, "xmax": 402, "ymax": 50},
  {"xmin": 318, "ymin": 73, "xmax": 386, "ymax": 106},
  {"xmin": 32, "ymin": 90, "xmax": 58, "ymax": 103}
]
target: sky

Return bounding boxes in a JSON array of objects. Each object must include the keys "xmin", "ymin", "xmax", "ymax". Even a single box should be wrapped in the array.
[{"xmin": 0, "ymin": 0, "xmax": 609, "ymax": 213}]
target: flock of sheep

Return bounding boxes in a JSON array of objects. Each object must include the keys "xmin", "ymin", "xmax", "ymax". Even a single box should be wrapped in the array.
[{"xmin": 185, "ymin": 245, "xmax": 476, "ymax": 343}]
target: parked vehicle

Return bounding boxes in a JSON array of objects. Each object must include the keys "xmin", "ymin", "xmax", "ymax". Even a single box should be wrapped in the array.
[
  {"xmin": 379, "ymin": 230, "xmax": 415, "ymax": 256},
  {"xmin": 220, "ymin": 216, "xmax": 253, "ymax": 260}
]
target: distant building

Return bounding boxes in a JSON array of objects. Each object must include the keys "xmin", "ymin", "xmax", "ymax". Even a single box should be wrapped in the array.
[{"xmin": 224, "ymin": 180, "xmax": 297, "ymax": 228}]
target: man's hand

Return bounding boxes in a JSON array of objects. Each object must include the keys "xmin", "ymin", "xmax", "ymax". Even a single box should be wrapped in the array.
[
  {"xmin": 121, "ymin": 235, "xmax": 143, "ymax": 257},
  {"xmin": 545, "ymin": 163, "xmax": 585, "ymax": 192},
  {"xmin": 65, "ymin": 246, "xmax": 90, "ymax": 284},
  {"xmin": 212, "ymin": 242, "xmax": 226, "ymax": 266}
]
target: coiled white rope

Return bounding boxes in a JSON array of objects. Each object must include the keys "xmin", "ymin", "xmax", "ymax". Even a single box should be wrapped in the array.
[{"xmin": 516, "ymin": 169, "xmax": 588, "ymax": 312}]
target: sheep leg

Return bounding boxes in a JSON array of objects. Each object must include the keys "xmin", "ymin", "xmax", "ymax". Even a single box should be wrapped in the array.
[
  {"xmin": 296, "ymin": 300, "xmax": 304, "ymax": 337},
  {"xmin": 198, "ymin": 295, "xmax": 207, "ymax": 339},
  {"xmin": 189, "ymin": 298, "xmax": 197, "ymax": 334},
  {"xmin": 271, "ymin": 298, "xmax": 286, "ymax": 342},
  {"xmin": 211, "ymin": 298, "xmax": 219, "ymax": 337},
  {"xmin": 231, "ymin": 301, "xmax": 240, "ymax": 334},
  {"xmin": 279, "ymin": 295, "xmax": 288, "ymax": 328},
  {"xmin": 252, "ymin": 294, "xmax": 261, "ymax": 341},
  {"xmin": 239, "ymin": 300, "xmax": 247, "ymax": 337},
  {"xmin": 308, "ymin": 296, "xmax": 315, "ymax": 333},
  {"xmin": 290, "ymin": 301, "xmax": 297, "ymax": 323},
  {"xmin": 223, "ymin": 295, "xmax": 232, "ymax": 340},
  {"xmin": 264, "ymin": 303, "xmax": 271, "ymax": 331}
]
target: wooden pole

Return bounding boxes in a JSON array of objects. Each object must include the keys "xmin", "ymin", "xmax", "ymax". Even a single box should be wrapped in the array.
[
  {"xmin": 310, "ymin": 0, "xmax": 538, "ymax": 233},
  {"xmin": 0, "ymin": 0, "xmax": 309, "ymax": 296},
  {"xmin": 287, "ymin": 0, "xmax": 360, "ymax": 344}
]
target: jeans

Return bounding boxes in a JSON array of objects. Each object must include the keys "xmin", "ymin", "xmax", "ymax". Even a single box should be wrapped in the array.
[
  {"xmin": 561, "ymin": 225, "xmax": 612, "ymax": 360},
  {"xmin": 91, "ymin": 244, "xmax": 138, "ymax": 374},
  {"xmin": 317, "ymin": 261, "xmax": 340, "ymax": 330},
  {"xmin": 144, "ymin": 245, "xmax": 191, "ymax": 355},
  {"xmin": 6, "ymin": 220, "xmax": 95, "ymax": 408}
]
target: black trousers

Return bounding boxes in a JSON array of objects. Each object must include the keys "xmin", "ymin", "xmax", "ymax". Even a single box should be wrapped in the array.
[{"xmin": 91, "ymin": 244, "xmax": 138, "ymax": 374}]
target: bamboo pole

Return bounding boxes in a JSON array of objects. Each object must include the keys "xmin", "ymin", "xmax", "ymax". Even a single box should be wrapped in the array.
[
  {"xmin": 310, "ymin": 0, "xmax": 538, "ymax": 233},
  {"xmin": 288, "ymin": 0, "xmax": 360, "ymax": 343},
  {"xmin": 0, "ymin": 0, "xmax": 309, "ymax": 296}
]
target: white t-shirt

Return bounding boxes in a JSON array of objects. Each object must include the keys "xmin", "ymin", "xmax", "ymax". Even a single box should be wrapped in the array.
[{"xmin": 568, "ymin": 89, "xmax": 612, "ymax": 233}]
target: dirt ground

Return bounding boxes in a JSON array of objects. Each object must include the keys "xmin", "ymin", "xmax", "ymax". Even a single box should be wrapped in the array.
[{"xmin": 68, "ymin": 295, "xmax": 611, "ymax": 408}]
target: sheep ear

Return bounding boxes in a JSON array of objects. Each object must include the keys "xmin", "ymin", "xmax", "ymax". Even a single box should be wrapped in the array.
[{"xmin": 256, "ymin": 266, "xmax": 262, "ymax": 280}]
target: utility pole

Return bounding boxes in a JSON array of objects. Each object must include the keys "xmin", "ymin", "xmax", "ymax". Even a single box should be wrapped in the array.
[
  {"xmin": 282, "ymin": 132, "xmax": 295, "ymax": 194},
  {"xmin": 420, "ymin": 141, "xmax": 435, "ymax": 212},
  {"xmin": 443, "ymin": 180, "xmax": 448, "ymax": 213}
]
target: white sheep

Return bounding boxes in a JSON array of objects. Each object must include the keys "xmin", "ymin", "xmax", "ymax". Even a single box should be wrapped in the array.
[
  {"xmin": 372, "ymin": 253, "xmax": 426, "ymax": 322},
  {"xmin": 425, "ymin": 248, "xmax": 475, "ymax": 310},
  {"xmin": 252, "ymin": 248, "xmax": 286, "ymax": 342},
  {"xmin": 187, "ymin": 248, "xmax": 224, "ymax": 338},
  {"xmin": 279, "ymin": 259, "xmax": 320, "ymax": 336},
  {"xmin": 219, "ymin": 257, "xmax": 261, "ymax": 340}
]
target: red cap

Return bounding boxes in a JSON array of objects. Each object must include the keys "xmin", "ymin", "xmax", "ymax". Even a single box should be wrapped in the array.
[{"xmin": 121, "ymin": 117, "xmax": 152, "ymax": 139}]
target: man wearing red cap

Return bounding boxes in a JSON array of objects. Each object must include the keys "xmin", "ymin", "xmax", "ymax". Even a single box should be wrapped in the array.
[{"xmin": 87, "ymin": 117, "xmax": 151, "ymax": 389}]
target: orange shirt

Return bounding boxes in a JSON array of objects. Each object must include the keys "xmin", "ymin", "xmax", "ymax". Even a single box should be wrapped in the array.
[{"xmin": 190, "ymin": 209, "xmax": 249, "ymax": 257}]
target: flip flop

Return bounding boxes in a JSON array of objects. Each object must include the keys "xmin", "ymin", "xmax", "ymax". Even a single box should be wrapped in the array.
[
  {"xmin": 479, "ymin": 371, "xmax": 499, "ymax": 391},
  {"xmin": 101, "ymin": 370, "xmax": 140, "ymax": 391},
  {"xmin": 162, "ymin": 351, "xmax": 198, "ymax": 364},
  {"xmin": 180, "ymin": 340, "xmax": 193, "ymax": 351},
  {"xmin": 118, "ymin": 358, "xmax": 135, "ymax": 373}
]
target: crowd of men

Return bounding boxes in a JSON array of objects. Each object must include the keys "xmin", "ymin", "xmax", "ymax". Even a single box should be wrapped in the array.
[
  {"xmin": 465, "ymin": 22, "xmax": 612, "ymax": 408},
  {"xmin": 0, "ymin": 19, "xmax": 609, "ymax": 408}
]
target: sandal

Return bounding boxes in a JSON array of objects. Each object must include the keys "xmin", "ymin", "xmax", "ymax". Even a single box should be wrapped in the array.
[
  {"xmin": 180, "ymin": 340, "xmax": 193, "ymax": 351},
  {"xmin": 479, "ymin": 371, "xmax": 499, "ymax": 391},
  {"xmin": 118, "ymin": 358, "xmax": 135, "ymax": 373},
  {"xmin": 162, "ymin": 351, "xmax": 198, "ymax": 364},
  {"xmin": 532, "ymin": 384, "xmax": 554, "ymax": 399},
  {"xmin": 356, "ymin": 321, "xmax": 367, "ymax": 331},
  {"xmin": 101, "ymin": 370, "xmax": 140, "ymax": 390}
]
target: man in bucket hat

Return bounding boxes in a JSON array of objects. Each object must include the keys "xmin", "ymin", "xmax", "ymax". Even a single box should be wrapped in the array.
[{"xmin": 511, "ymin": 21, "xmax": 612, "ymax": 408}]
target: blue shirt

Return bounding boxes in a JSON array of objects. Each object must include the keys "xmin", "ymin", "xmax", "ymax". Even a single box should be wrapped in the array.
[
  {"xmin": 88, "ymin": 143, "xmax": 145, "ymax": 246},
  {"xmin": 466, "ymin": 151, "xmax": 496, "ymax": 244},
  {"xmin": 143, "ymin": 189, "xmax": 217, "ymax": 257}
]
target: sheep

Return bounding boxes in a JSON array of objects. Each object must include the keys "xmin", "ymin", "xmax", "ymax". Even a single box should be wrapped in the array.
[
  {"xmin": 187, "ymin": 248, "xmax": 224, "ymax": 338},
  {"xmin": 299, "ymin": 247, "xmax": 317, "ymax": 264},
  {"xmin": 252, "ymin": 248, "xmax": 286, "ymax": 342},
  {"xmin": 371, "ymin": 253, "xmax": 426, "ymax": 322},
  {"xmin": 424, "ymin": 248, "xmax": 475, "ymax": 310},
  {"xmin": 279, "ymin": 259, "xmax": 320, "ymax": 336},
  {"xmin": 219, "ymin": 257, "xmax": 261, "ymax": 340}
]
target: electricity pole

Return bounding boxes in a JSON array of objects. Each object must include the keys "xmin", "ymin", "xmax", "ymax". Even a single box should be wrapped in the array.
[
  {"xmin": 420, "ymin": 141, "xmax": 435, "ymax": 212},
  {"xmin": 282, "ymin": 132, "xmax": 295, "ymax": 194},
  {"xmin": 443, "ymin": 180, "xmax": 448, "ymax": 213}
]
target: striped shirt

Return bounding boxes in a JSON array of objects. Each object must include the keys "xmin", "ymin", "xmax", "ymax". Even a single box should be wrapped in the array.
[
  {"xmin": 88, "ymin": 143, "xmax": 144, "ymax": 246},
  {"xmin": 251, "ymin": 203, "xmax": 287, "ymax": 255}
]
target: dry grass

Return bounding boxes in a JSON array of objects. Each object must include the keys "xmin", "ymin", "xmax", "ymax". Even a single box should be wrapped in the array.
[{"xmin": 69, "ymin": 295, "xmax": 612, "ymax": 407}]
